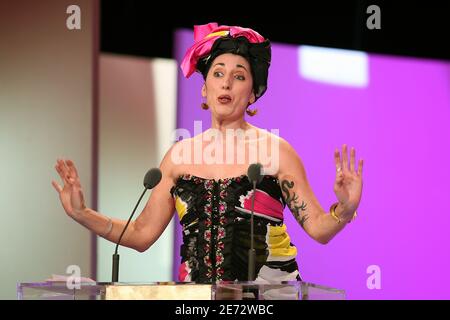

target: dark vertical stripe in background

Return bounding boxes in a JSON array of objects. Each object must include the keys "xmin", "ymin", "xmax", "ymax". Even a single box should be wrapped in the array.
[{"xmin": 91, "ymin": 0, "xmax": 99, "ymax": 281}]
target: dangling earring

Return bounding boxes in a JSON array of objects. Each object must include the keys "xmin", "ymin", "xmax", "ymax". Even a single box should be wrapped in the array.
[
  {"xmin": 201, "ymin": 97, "xmax": 209, "ymax": 110},
  {"xmin": 246, "ymin": 104, "xmax": 258, "ymax": 116}
]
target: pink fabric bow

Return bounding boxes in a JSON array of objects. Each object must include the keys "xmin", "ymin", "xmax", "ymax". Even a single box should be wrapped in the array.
[
  {"xmin": 180, "ymin": 22, "xmax": 266, "ymax": 78},
  {"xmin": 239, "ymin": 189, "xmax": 284, "ymax": 221}
]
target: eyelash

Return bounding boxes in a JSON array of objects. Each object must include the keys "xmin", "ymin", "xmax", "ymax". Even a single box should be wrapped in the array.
[{"xmin": 213, "ymin": 71, "xmax": 245, "ymax": 81}]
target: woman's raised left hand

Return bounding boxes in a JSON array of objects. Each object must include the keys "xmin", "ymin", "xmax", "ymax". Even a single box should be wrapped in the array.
[{"xmin": 333, "ymin": 144, "xmax": 364, "ymax": 219}]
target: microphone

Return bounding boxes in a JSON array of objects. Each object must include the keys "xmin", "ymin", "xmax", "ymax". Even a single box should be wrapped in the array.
[
  {"xmin": 247, "ymin": 163, "xmax": 263, "ymax": 281},
  {"xmin": 112, "ymin": 168, "xmax": 162, "ymax": 282}
]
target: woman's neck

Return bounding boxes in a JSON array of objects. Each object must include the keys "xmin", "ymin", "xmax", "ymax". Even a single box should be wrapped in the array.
[{"xmin": 210, "ymin": 116, "xmax": 252, "ymax": 134}]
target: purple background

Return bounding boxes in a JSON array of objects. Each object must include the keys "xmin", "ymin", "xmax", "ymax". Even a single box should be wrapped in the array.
[{"xmin": 173, "ymin": 29, "xmax": 450, "ymax": 299}]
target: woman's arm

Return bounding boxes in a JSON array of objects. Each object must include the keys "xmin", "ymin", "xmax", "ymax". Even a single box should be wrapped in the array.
[
  {"xmin": 53, "ymin": 146, "xmax": 177, "ymax": 252},
  {"xmin": 277, "ymin": 139, "xmax": 363, "ymax": 244},
  {"xmin": 80, "ymin": 166, "xmax": 175, "ymax": 252}
]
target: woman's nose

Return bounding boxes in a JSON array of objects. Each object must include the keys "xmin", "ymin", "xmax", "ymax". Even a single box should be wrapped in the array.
[{"xmin": 222, "ymin": 76, "xmax": 231, "ymax": 90}]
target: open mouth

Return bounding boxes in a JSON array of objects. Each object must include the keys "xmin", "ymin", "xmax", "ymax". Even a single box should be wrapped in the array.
[{"xmin": 218, "ymin": 95, "xmax": 232, "ymax": 104}]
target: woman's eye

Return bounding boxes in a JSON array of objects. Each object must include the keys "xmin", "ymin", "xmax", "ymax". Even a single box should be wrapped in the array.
[
  {"xmin": 214, "ymin": 71, "xmax": 224, "ymax": 77},
  {"xmin": 235, "ymin": 75, "xmax": 245, "ymax": 80}
]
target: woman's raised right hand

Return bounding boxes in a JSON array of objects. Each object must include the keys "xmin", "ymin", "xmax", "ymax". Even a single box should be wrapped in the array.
[{"xmin": 52, "ymin": 159, "xmax": 87, "ymax": 219}]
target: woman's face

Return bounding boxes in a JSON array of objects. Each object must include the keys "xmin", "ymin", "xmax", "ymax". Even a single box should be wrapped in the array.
[{"xmin": 202, "ymin": 53, "xmax": 255, "ymax": 120}]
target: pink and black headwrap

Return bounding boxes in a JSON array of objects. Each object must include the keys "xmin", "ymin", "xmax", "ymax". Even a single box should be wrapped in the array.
[{"xmin": 180, "ymin": 23, "xmax": 271, "ymax": 100}]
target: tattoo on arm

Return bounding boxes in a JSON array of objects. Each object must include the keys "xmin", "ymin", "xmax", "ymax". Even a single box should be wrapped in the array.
[{"xmin": 281, "ymin": 180, "xmax": 309, "ymax": 228}]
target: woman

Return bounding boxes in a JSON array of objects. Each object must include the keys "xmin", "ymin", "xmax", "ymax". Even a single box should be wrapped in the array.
[{"xmin": 52, "ymin": 23, "xmax": 363, "ymax": 284}]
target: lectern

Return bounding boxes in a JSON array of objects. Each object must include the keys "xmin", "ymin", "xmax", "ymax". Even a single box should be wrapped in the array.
[{"xmin": 17, "ymin": 281, "xmax": 345, "ymax": 300}]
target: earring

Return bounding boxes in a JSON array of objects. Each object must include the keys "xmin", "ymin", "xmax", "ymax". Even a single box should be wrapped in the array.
[
  {"xmin": 246, "ymin": 105, "xmax": 258, "ymax": 116},
  {"xmin": 201, "ymin": 97, "xmax": 209, "ymax": 110}
]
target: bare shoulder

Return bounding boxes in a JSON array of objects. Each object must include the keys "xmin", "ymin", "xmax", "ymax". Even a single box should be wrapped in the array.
[
  {"xmin": 162, "ymin": 134, "xmax": 204, "ymax": 180},
  {"xmin": 160, "ymin": 138, "xmax": 192, "ymax": 181},
  {"xmin": 278, "ymin": 136, "xmax": 300, "ymax": 158},
  {"xmin": 244, "ymin": 126, "xmax": 301, "ymax": 177},
  {"xmin": 277, "ymin": 136, "xmax": 306, "ymax": 178}
]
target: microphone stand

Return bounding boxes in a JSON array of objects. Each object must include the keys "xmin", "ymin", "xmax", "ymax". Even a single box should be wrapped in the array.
[
  {"xmin": 248, "ymin": 179, "xmax": 257, "ymax": 281},
  {"xmin": 112, "ymin": 187, "xmax": 148, "ymax": 283},
  {"xmin": 243, "ymin": 163, "xmax": 262, "ymax": 300}
]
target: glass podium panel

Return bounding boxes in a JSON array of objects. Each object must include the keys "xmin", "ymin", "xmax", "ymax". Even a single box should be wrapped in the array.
[
  {"xmin": 212, "ymin": 281, "xmax": 345, "ymax": 300},
  {"xmin": 17, "ymin": 281, "xmax": 345, "ymax": 300}
]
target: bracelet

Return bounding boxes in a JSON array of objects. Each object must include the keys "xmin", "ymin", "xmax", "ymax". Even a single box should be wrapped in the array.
[{"xmin": 330, "ymin": 203, "xmax": 357, "ymax": 224}]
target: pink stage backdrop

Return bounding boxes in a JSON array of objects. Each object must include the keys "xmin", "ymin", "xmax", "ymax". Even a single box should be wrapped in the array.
[{"xmin": 172, "ymin": 29, "xmax": 450, "ymax": 299}]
